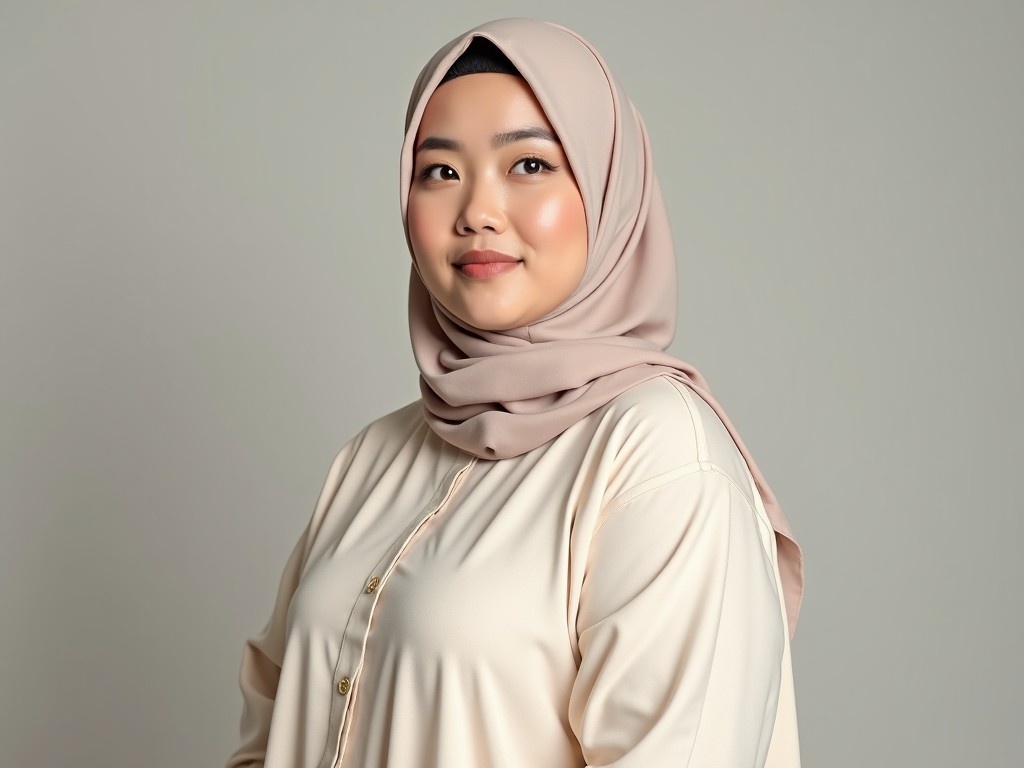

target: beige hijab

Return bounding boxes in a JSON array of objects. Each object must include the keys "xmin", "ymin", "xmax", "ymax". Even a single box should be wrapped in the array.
[{"xmin": 399, "ymin": 18, "xmax": 804, "ymax": 635}]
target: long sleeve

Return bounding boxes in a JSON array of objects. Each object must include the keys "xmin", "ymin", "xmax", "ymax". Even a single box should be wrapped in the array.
[
  {"xmin": 220, "ymin": 379, "xmax": 801, "ymax": 767},
  {"xmin": 569, "ymin": 466, "xmax": 791, "ymax": 767},
  {"xmin": 225, "ymin": 440, "xmax": 363, "ymax": 768},
  {"xmin": 226, "ymin": 530, "xmax": 308, "ymax": 768}
]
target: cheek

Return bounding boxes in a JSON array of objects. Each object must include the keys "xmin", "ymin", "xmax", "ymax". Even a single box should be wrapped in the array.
[
  {"xmin": 522, "ymin": 188, "xmax": 588, "ymax": 250},
  {"xmin": 407, "ymin": 194, "xmax": 459, "ymax": 299},
  {"xmin": 406, "ymin": 194, "xmax": 450, "ymax": 269},
  {"xmin": 406, "ymin": 196, "xmax": 430, "ymax": 260}
]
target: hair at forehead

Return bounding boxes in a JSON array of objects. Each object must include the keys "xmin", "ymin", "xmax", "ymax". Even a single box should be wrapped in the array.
[{"xmin": 439, "ymin": 37, "xmax": 521, "ymax": 85}]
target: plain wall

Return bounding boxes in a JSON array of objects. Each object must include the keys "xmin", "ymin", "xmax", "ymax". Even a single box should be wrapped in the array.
[{"xmin": 2, "ymin": 1, "xmax": 1021, "ymax": 766}]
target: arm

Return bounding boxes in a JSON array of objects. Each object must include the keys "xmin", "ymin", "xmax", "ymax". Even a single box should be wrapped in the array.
[
  {"xmin": 225, "ymin": 530, "xmax": 307, "ymax": 768},
  {"xmin": 569, "ymin": 466, "xmax": 792, "ymax": 767},
  {"xmin": 225, "ymin": 441, "xmax": 362, "ymax": 768}
]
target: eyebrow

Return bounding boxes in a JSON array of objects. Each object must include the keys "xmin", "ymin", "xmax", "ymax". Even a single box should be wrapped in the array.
[
  {"xmin": 493, "ymin": 127, "xmax": 560, "ymax": 147},
  {"xmin": 415, "ymin": 126, "xmax": 560, "ymax": 154}
]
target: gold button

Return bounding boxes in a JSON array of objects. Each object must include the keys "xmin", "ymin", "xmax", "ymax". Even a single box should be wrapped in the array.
[
  {"xmin": 365, "ymin": 576, "xmax": 381, "ymax": 594},
  {"xmin": 337, "ymin": 677, "xmax": 351, "ymax": 695}
]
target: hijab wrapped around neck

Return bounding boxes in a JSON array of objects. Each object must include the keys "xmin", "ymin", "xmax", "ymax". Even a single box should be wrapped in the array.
[{"xmin": 399, "ymin": 18, "xmax": 804, "ymax": 635}]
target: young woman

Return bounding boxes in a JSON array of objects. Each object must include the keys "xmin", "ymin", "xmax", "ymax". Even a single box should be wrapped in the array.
[{"xmin": 227, "ymin": 18, "xmax": 805, "ymax": 768}]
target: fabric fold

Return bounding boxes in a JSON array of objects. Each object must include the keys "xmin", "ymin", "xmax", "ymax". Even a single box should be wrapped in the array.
[{"xmin": 399, "ymin": 17, "xmax": 804, "ymax": 634}]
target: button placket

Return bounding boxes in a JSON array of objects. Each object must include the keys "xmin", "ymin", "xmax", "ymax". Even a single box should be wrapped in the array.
[
  {"xmin": 320, "ymin": 537, "xmax": 416, "ymax": 767},
  {"xmin": 327, "ymin": 574, "xmax": 381, "ymax": 707},
  {"xmin": 326, "ymin": 455, "xmax": 477, "ymax": 768},
  {"xmin": 322, "ymin": 545, "xmax": 397, "ymax": 758}
]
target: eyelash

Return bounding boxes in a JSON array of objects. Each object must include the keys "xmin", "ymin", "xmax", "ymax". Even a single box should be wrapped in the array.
[
  {"xmin": 511, "ymin": 156, "xmax": 558, "ymax": 175},
  {"xmin": 417, "ymin": 156, "xmax": 559, "ymax": 182},
  {"xmin": 418, "ymin": 164, "xmax": 457, "ymax": 182}
]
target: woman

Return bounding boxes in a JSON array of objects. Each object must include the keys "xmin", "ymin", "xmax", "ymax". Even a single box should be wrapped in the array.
[{"xmin": 227, "ymin": 18, "xmax": 804, "ymax": 768}]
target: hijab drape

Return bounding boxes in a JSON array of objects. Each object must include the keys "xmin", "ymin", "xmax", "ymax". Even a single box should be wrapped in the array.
[{"xmin": 399, "ymin": 18, "xmax": 804, "ymax": 635}]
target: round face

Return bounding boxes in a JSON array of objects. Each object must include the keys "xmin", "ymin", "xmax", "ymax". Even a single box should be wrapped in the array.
[{"xmin": 407, "ymin": 72, "xmax": 588, "ymax": 332}]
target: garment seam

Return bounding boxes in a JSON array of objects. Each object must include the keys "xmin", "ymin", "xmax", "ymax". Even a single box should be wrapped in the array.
[
  {"xmin": 593, "ymin": 462, "xmax": 707, "ymax": 534},
  {"xmin": 593, "ymin": 464, "xmax": 775, "ymax": 548},
  {"xmin": 591, "ymin": 375, "xmax": 713, "ymax": 533},
  {"xmin": 665, "ymin": 376, "xmax": 711, "ymax": 466},
  {"xmin": 320, "ymin": 450, "xmax": 470, "ymax": 768},
  {"xmin": 662, "ymin": 378, "xmax": 776, "ymax": 544},
  {"xmin": 335, "ymin": 453, "xmax": 476, "ymax": 767}
]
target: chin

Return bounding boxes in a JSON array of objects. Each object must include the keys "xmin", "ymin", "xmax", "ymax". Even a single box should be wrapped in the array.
[
  {"xmin": 445, "ymin": 300, "xmax": 518, "ymax": 331},
  {"xmin": 457, "ymin": 309, "xmax": 528, "ymax": 332},
  {"xmin": 466, "ymin": 317, "xmax": 518, "ymax": 332}
]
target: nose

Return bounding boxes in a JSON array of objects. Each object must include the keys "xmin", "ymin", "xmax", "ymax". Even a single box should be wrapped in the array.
[{"xmin": 455, "ymin": 179, "xmax": 507, "ymax": 235}]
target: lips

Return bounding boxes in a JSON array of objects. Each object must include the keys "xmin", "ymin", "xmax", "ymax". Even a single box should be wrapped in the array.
[{"xmin": 454, "ymin": 249, "xmax": 523, "ymax": 279}]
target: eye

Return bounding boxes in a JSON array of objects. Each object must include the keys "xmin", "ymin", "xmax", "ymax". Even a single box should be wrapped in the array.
[
  {"xmin": 510, "ymin": 157, "xmax": 555, "ymax": 176},
  {"xmin": 420, "ymin": 163, "xmax": 459, "ymax": 182}
]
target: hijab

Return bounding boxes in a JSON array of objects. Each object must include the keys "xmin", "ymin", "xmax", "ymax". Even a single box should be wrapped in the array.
[{"xmin": 399, "ymin": 18, "xmax": 804, "ymax": 636}]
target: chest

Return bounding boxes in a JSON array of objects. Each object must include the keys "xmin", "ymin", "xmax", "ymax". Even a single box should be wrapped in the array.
[{"xmin": 287, "ymin": 448, "xmax": 588, "ymax": 669}]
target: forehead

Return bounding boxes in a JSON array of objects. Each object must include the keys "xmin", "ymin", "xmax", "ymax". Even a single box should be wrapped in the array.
[{"xmin": 416, "ymin": 73, "xmax": 554, "ymax": 140}]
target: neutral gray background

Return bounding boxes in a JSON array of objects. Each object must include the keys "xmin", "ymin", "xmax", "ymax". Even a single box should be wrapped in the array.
[{"xmin": 2, "ymin": 1, "xmax": 1021, "ymax": 766}]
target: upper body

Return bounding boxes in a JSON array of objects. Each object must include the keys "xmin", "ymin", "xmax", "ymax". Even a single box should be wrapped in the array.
[
  {"xmin": 227, "ymin": 17, "xmax": 804, "ymax": 768},
  {"xmin": 226, "ymin": 374, "xmax": 799, "ymax": 767}
]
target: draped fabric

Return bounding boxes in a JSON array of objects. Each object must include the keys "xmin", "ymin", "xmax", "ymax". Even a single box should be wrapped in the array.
[{"xmin": 399, "ymin": 18, "xmax": 804, "ymax": 634}]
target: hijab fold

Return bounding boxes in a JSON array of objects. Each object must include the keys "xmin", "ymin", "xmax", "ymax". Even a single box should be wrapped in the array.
[{"xmin": 400, "ymin": 18, "xmax": 805, "ymax": 636}]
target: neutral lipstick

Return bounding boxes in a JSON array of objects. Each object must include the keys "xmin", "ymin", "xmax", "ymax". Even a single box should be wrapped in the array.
[{"xmin": 454, "ymin": 249, "xmax": 522, "ymax": 279}]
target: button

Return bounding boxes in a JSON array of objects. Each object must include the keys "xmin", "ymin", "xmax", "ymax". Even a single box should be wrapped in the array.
[
  {"xmin": 337, "ymin": 677, "xmax": 351, "ymax": 695},
  {"xmin": 365, "ymin": 576, "xmax": 381, "ymax": 594}
]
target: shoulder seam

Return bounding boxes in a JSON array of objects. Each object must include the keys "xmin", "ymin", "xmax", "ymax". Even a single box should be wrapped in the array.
[
  {"xmin": 664, "ymin": 377, "xmax": 712, "ymax": 468},
  {"xmin": 595, "ymin": 462, "xmax": 708, "ymax": 533},
  {"xmin": 594, "ymin": 463, "xmax": 775, "ymax": 547}
]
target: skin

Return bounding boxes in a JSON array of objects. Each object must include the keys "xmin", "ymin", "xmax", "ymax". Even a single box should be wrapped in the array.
[{"xmin": 407, "ymin": 72, "xmax": 588, "ymax": 332}]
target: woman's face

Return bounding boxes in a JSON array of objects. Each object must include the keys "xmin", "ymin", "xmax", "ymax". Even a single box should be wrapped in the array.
[{"xmin": 407, "ymin": 73, "xmax": 588, "ymax": 332}]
